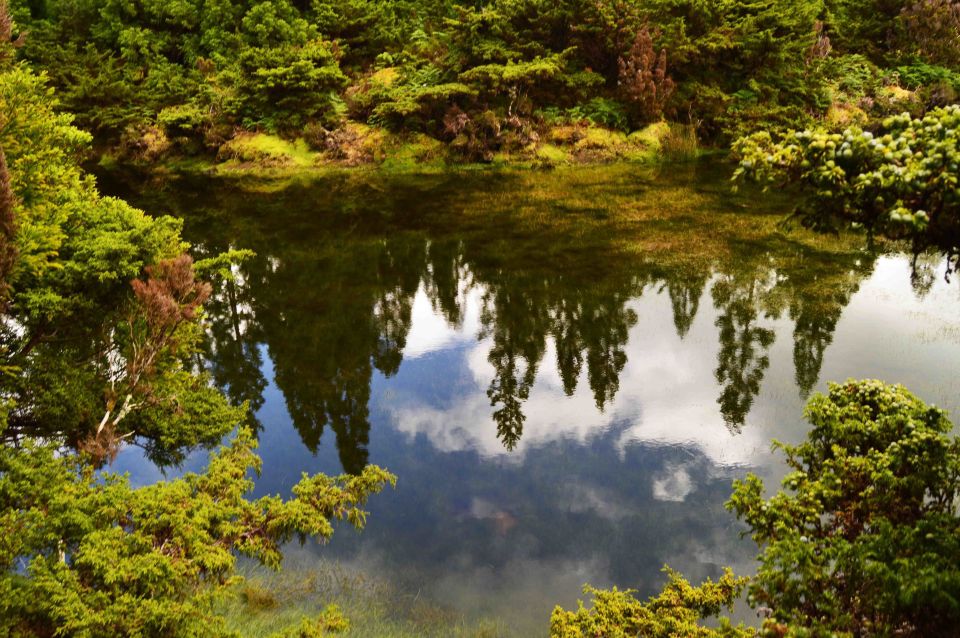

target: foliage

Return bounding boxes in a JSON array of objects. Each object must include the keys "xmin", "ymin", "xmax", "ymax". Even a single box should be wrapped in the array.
[
  {"xmin": 728, "ymin": 379, "xmax": 960, "ymax": 636},
  {"xmin": 898, "ymin": 0, "xmax": 960, "ymax": 68},
  {"xmin": 549, "ymin": 568, "xmax": 751, "ymax": 638},
  {"xmin": 826, "ymin": 55, "xmax": 883, "ymax": 98},
  {"xmin": 13, "ymin": 0, "xmax": 947, "ymax": 155},
  {"xmin": 567, "ymin": 97, "xmax": 630, "ymax": 131},
  {"xmin": 734, "ymin": 106, "xmax": 960, "ymax": 270},
  {"xmin": 892, "ymin": 62, "xmax": 960, "ymax": 108},
  {"xmin": 268, "ymin": 604, "xmax": 350, "ymax": 637},
  {"xmin": 554, "ymin": 379, "xmax": 960, "ymax": 637},
  {"xmin": 0, "ymin": 428, "xmax": 395, "ymax": 637},
  {"xmin": 825, "ymin": 0, "xmax": 902, "ymax": 60},
  {"xmin": 647, "ymin": 0, "xmax": 827, "ymax": 139},
  {"xmin": 0, "ymin": 47, "xmax": 242, "ymax": 463},
  {"xmin": 223, "ymin": 39, "xmax": 348, "ymax": 133},
  {"xmin": 158, "ymin": 103, "xmax": 208, "ymax": 138},
  {"xmin": 618, "ymin": 26, "xmax": 675, "ymax": 125},
  {"xmin": 0, "ymin": 8, "xmax": 396, "ymax": 637},
  {"xmin": 895, "ymin": 63, "xmax": 960, "ymax": 92},
  {"xmin": 368, "ymin": 79, "xmax": 476, "ymax": 130}
]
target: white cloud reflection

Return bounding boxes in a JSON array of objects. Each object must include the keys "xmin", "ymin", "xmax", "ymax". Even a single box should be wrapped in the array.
[
  {"xmin": 402, "ymin": 284, "xmax": 484, "ymax": 359},
  {"xmin": 390, "ymin": 284, "xmax": 771, "ymax": 468},
  {"xmin": 652, "ymin": 463, "xmax": 695, "ymax": 502},
  {"xmin": 387, "ymin": 257, "xmax": 960, "ymax": 475}
]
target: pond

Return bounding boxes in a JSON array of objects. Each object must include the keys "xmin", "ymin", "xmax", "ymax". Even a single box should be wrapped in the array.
[{"xmin": 99, "ymin": 161, "xmax": 960, "ymax": 636}]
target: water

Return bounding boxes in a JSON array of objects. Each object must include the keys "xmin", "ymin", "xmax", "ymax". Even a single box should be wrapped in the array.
[{"xmin": 99, "ymin": 162, "xmax": 960, "ymax": 635}]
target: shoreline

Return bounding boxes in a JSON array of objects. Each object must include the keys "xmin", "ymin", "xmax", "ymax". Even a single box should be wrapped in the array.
[{"xmin": 96, "ymin": 121, "xmax": 718, "ymax": 180}]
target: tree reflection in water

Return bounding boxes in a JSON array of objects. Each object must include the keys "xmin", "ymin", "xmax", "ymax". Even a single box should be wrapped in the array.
[{"xmin": 102, "ymin": 164, "xmax": 882, "ymax": 469}]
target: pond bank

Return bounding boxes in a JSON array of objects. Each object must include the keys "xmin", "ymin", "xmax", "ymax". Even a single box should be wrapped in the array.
[{"xmin": 99, "ymin": 120, "xmax": 709, "ymax": 179}]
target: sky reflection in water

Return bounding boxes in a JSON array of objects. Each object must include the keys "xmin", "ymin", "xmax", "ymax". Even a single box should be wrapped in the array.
[{"xmin": 104, "ymin": 164, "xmax": 960, "ymax": 635}]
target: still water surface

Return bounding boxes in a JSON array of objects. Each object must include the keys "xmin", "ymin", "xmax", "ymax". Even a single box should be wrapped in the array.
[{"xmin": 101, "ymin": 162, "xmax": 960, "ymax": 635}]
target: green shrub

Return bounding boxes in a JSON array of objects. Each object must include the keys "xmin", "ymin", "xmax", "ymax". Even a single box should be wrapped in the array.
[
  {"xmin": 824, "ymin": 54, "xmax": 882, "ymax": 98},
  {"xmin": 734, "ymin": 105, "xmax": 960, "ymax": 268},
  {"xmin": 729, "ymin": 379, "xmax": 960, "ymax": 636},
  {"xmin": 567, "ymin": 97, "xmax": 630, "ymax": 131},
  {"xmin": 893, "ymin": 63, "xmax": 960, "ymax": 92},
  {"xmin": 555, "ymin": 380, "xmax": 960, "ymax": 637},
  {"xmin": 270, "ymin": 605, "xmax": 350, "ymax": 638},
  {"xmin": 223, "ymin": 40, "xmax": 348, "ymax": 133},
  {"xmin": 158, "ymin": 103, "xmax": 207, "ymax": 138},
  {"xmin": 550, "ymin": 569, "xmax": 750, "ymax": 638}
]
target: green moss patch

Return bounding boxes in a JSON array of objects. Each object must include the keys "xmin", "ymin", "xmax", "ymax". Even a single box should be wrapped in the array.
[
  {"xmin": 219, "ymin": 133, "xmax": 319, "ymax": 168},
  {"xmin": 535, "ymin": 144, "xmax": 571, "ymax": 165}
]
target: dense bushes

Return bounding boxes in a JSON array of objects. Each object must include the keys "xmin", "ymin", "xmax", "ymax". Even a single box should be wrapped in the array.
[
  {"xmin": 734, "ymin": 105, "xmax": 960, "ymax": 270},
  {"xmin": 550, "ymin": 569, "xmax": 750, "ymax": 637},
  {"xmin": 730, "ymin": 380, "xmax": 960, "ymax": 636},
  {"xmin": 9, "ymin": 0, "xmax": 960, "ymax": 161},
  {"xmin": 0, "ymin": 431, "xmax": 395, "ymax": 636}
]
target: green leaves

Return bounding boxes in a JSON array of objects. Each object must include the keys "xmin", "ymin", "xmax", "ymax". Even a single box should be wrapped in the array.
[
  {"xmin": 549, "ymin": 568, "xmax": 751, "ymax": 638},
  {"xmin": 0, "ymin": 430, "xmax": 395, "ymax": 637},
  {"xmin": 728, "ymin": 380, "xmax": 960, "ymax": 636},
  {"xmin": 12, "ymin": 0, "xmax": 952, "ymax": 153},
  {"xmin": 560, "ymin": 380, "xmax": 960, "ymax": 636},
  {"xmin": 0, "ymin": 35, "xmax": 398, "ymax": 637},
  {"xmin": 734, "ymin": 106, "xmax": 960, "ymax": 269},
  {"xmin": 458, "ymin": 53, "xmax": 569, "ymax": 89},
  {"xmin": 0, "ymin": 55, "xmax": 242, "ymax": 465},
  {"xmin": 224, "ymin": 38, "xmax": 348, "ymax": 132}
]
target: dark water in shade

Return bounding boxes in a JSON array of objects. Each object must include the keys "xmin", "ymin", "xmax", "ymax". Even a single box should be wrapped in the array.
[{"xmin": 99, "ymin": 162, "xmax": 960, "ymax": 635}]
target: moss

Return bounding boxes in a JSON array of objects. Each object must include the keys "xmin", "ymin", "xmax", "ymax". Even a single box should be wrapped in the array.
[
  {"xmin": 539, "ymin": 123, "xmax": 666, "ymax": 163},
  {"xmin": 338, "ymin": 122, "xmax": 386, "ymax": 164},
  {"xmin": 546, "ymin": 125, "xmax": 584, "ymax": 145},
  {"xmin": 624, "ymin": 122, "xmax": 701, "ymax": 162},
  {"xmin": 825, "ymin": 102, "xmax": 868, "ymax": 129},
  {"xmin": 535, "ymin": 144, "xmax": 571, "ymax": 165},
  {"xmin": 219, "ymin": 133, "xmax": 318, "ymax": 168},
  {"xmin": 621, "ymin": 145, "xmax": 659, "ymax": 162},
  {"xmin": 381, "ymin": 133, "xmax": 447, "ymax": 169},
  {"xmin": 141, "ymin": 118, "xmax": 707, "ymax": 177},
  {"xmin": 574, "ymin": 126, "xmax": 628, "ymax": 151},
  {"xmin": 532, "ymin": 123, "xmax": 693, "ymax": 164},
  {"xmin": 628, "ymin": 121, "xmax": 671, "ymax": 152}
]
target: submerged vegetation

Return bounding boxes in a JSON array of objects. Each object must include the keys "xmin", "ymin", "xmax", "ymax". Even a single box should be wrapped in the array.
[{"xmin": 215, "ymin": 560, "xmax": 509, "ymax": 637}]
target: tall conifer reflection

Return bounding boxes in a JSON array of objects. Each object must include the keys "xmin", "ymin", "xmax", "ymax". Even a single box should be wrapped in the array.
[{"xmin": 103, "ymin": 167, "xmax": 884, "ymax": 468}]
